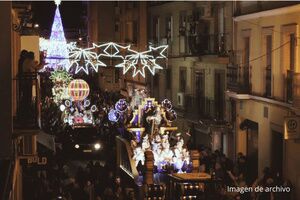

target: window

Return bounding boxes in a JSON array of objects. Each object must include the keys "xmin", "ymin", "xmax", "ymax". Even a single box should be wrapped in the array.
[
  {"xmin": 218, "ymin": 6, "xmax": 225, "ymax": 54},
  {"xmin": 125, "ymin": 22, "xmax": 132, "ymax": 43},
  {"xmin": 154, "ymin": 74, "xmax": 159, "ymax": 87},
  {"xmin": 290, "ymin": 33, "xmax": 295, "ymax": 71},
  {"xmin": 265, "ymin": 35, "xmax": 272, "ymax": 97},
  {"xmin": 114, "ymin": 68, "xmax": 120, "ymax": 83},
  {"xmin": 124, "ymin": 20, "xmax": 138, "ymax": 44},
  {"xmin": 115, "ymin": 23, "xmax": 119, "ymax": 32},
  {"xmin": 266, "ymin": 35, "xmax": 272, "ymax": 67},
  {"xmin": 166, "ymin": 68, "xmax": 171, "ymax": 90},
  {"xmin": 152, "ymin": 17, "xmax": 160, "ymax": 43},
  {"xmin": 243, "ymin": 36, "xmax": 251, "ymax": 90},
  {"xmin": 179, "ymin": 12, "xmax": 187, "ymax": 36},
  {"xmin": 179, "ymin": 12, "xmax": 187, "ymax": 54},
  {"xmin": 133, "ymin": 20, "xmax": 138, "ymax": 44},
  {"xmin": 165, "ymin": 16, "xmax": 173, "ymax": 42},
  {"xmin": 179, "ymin": 67, "xmax": 187, "ymax": 92},
  {"xmin": 244, "ymin": 37, "xmax": 250, "ymax": 65}
]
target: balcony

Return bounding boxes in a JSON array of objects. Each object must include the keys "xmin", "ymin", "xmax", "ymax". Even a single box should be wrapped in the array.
[
  {"xmin": 234, "ymin": 1, "xmax": 300, "ymax": 17},
  {"xmin": 14, "ymin": 72, "xmax": 41, "ymax": 129},
  {"xmin": 184, "ymin": 95, "xmax": 223, "ymax": 120},
  {"xmin": 265, "ymin": 66, "xmax": 272, "ymax": 97},
  {"xmin": 286, "ymin": 70, "xmax": 293, "ymax": 103},
  {"xmin": 227, "ymin": 64, "xmax": 252, "ymax": 94},
  {"xmin": 188, "ymin": 34, "xmax": 221, "ymax": 56}
]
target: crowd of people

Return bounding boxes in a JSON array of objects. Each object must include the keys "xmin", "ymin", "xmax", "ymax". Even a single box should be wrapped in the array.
[
  {"xmin": 198, "ymin": 146, "xmax": 292, "ymax": 200},
  {"xmin": 22, "ymin": 156, "xmax": 135, "ymax": 200}
]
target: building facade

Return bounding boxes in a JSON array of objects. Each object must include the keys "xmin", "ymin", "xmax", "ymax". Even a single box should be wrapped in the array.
[
  {"xmin": 87, "ymin": 2, "xmax": 148, "ymax": 96},
  {"xmin": 148, "ymin": 2, "xmax": 233, "ymax": 156},
  {"xmin": 227, "ymin": 2, "xmax": 300, "ymax": 198}
]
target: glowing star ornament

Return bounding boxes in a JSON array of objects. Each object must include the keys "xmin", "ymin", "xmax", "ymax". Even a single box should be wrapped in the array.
[
  {"xmin": 92, "ymin": 42, "xmax": 131, "ymax": 59},
  {"xmin": 68, "ymin": 47, "xmax": 106, "ymax": 74},
  {"xmin": 115, "ymin": 45, "xmax": 167, "ymax": 78},
  {"xmin": 149, "ymin": 45, "xmax": 168, "ymax": 59},
  {"xmin": 115, "ymin": 53, "xmax": 148, "ymax": 78}
]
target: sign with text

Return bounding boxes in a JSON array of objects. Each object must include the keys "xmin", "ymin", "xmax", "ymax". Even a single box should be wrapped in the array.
[
  {"xmin": 284, "ymin": 116, "xmax": 300, "ymax": 139},
  {"xmin": 20, "ymin": 156, "xmax": 48, "ymax": 166}
]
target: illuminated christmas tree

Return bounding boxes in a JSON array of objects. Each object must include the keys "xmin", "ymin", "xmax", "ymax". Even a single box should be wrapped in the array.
[{"xmin": 45, "ymin": 0, "xmax": 70, "ymax": 71}]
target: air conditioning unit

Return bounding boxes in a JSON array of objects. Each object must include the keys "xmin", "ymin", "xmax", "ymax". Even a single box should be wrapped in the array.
[{"xmin": 177, "ymin": 92, "xmax": 184, "ymax": 106}]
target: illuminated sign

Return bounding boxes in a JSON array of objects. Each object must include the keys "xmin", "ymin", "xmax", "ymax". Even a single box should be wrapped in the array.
[{"xmin": 284, "ymin": 116, "xmax": 300, "ymax": 139}]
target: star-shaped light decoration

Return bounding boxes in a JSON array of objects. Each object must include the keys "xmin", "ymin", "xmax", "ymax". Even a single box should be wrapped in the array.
[
  {"xmin": 116, "ymin": 51, "xmax": 148, "ymax": 77},
  {"xmin": 149, "ymin": 45, "xmax": 168, "ymax": 59},
  {"xmin": 93, "ymin": 42, "xmax": 131, "ymax": 59},
  {"xmin": 68, "ymin": 47, "xmax": 106, "ymax": 74},
  {"xmin": 116, "ymin": 45, "xmax": 167, "ymax": 78}
]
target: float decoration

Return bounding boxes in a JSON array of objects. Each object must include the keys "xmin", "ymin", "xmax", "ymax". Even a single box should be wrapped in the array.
[
  {"xmin": 49, "ymin": 70, "xmax": 73, "ymax": 104},
  {"xmin": 110, "ymin": 98, "xmax": 191, "ymax": 173},
  {"xmin": 56, "ymin": 79, "xmax": 98, "ymax": 127},
  {"xmin": 61, "ymin": 98, "xmax": 97, "ymax": 126},
  {"xmin": 68, "ymin": 79, "xmax": 90, "ymax": 102}
]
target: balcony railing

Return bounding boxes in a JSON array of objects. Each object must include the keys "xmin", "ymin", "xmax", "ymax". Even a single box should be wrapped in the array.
[
  {"xmin": 184, "ymin": 95, "xmax": 224, "ymax": 120},
  {"xmin": 14, "ymin": 72, "xmax": 41, "ymax": 128},
  {"xmin": 188, "ymin": 34, "xmax": 220, "ymax": 55},
  {"xmin": 227, "ymin": 64, "xmax": 252, "ymax": 94},
  {"xmin": 116, "ymin": 136, "xmax": 139, "ymax": 182},
  {"xmin": 287, "ymin": 70, "xmax": 293, "ymax": 103},
  {"xmin": 265, "ymin": 66, "xmax": 272, "ymax": 97}
]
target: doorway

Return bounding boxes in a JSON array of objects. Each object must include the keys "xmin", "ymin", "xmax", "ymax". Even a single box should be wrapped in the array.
[
  {"xmin": 271, "ymin": 130, "xmax": 283, "ymax": 176},
  {"xmin": 214, "ymin": 70, "xmax": 225, "ymax": 119},
  {"xmin": 195, "ymin": 70, "xmax": 205, "ymax": 116},
  {"xmin": 246, "ymin": 122, "xmax": 258, "ymax": 184},
  {"xmin": 240, "ymin": 119, "xmax": 258, "ymax": 184}
]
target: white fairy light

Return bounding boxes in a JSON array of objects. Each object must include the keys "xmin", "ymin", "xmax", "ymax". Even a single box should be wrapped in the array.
[{"xmin": 60, "ymin": 104, "xmax": 66, "ymax": 111}]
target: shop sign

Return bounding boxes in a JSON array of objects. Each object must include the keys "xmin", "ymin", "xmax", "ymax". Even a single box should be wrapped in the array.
[
  {"xmin": 27, "ymin": 156, "xmax": 47, "ymax": 165},
  {"xmin": 284, "ymin": 116, "xmax": 300, "ymax": 139}
]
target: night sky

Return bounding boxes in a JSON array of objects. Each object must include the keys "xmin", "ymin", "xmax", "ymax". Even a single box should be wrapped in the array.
[{"xmin": 31, "ymin": 1, "xmax": 86, "ymax": 32}]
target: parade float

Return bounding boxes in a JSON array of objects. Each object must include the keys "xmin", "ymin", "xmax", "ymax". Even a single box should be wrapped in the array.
[
  {"xmin": 111, "ymin": 98, "xmax": 213, "ymax": 199},
  {"xmin": 109, "ymin": 98, "xmax": 198, "ymax": 175}
]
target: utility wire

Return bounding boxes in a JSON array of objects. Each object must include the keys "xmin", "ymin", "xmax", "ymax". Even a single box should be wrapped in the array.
[
  {"xmin": 237, "ymin": 40, "xmax": 291, "ymax": 67},
  {"xmin": 235, "ymin": 19, "xmax": 299, "ymax": 67}
]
